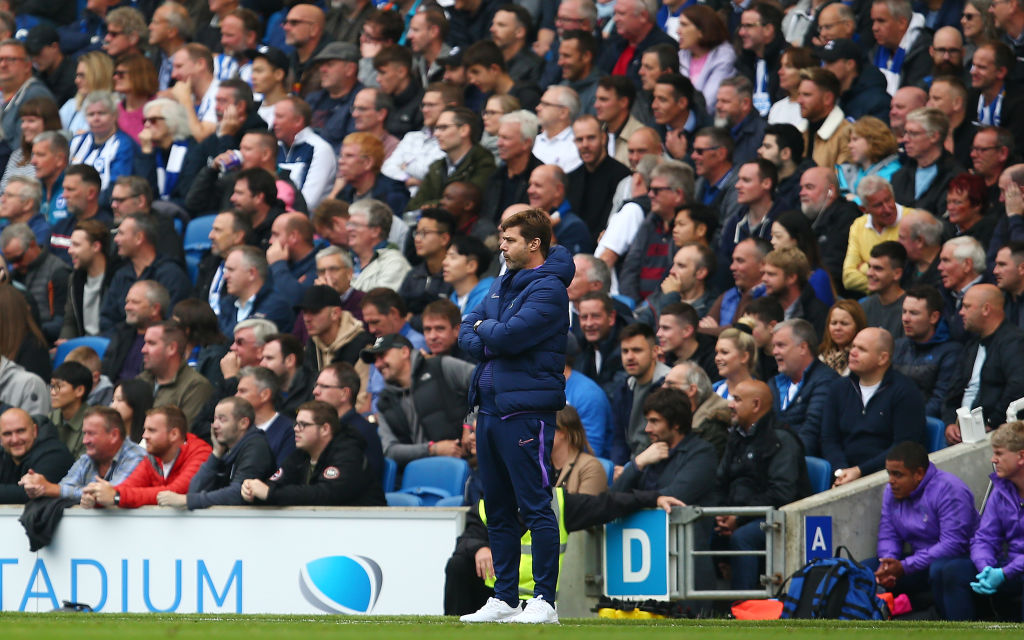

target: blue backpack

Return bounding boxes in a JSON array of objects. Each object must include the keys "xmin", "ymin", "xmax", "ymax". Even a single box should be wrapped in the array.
[{"xmin": 778, "ymin": 548, "xmax": 889, "ymax": 620}]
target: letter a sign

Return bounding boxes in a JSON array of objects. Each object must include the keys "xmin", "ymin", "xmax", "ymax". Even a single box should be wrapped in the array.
[{"xmin": 805, "ymin": 516, "xmax": 832, "ymax": 561}]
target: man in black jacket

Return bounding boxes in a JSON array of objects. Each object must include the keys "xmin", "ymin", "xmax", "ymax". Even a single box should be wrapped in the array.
[
  {"xmin": 0, "ymin": 408, "xmax": 74, "ymax": 504},
  {"xmin": 157, "ymin": 397, "xmax": 276, "ymax": 509},
  {"xmin": 943, "ymin": 284, "xmax": 1024, "ymax": 444},
  {"xmin": 60, "ymin": 219, "xmax": 113, "ymax": 340},
  {"xmin": 714, "ymin": 379, "xmax": 810, "ymax": 590},
  {"xmin": 241, "ymin": 400, "xmax": 384, "ymax": 506},
  {"xmin": 397, "ymin": 208, "xmax": 455, "ymax": 327},
  {"xmin": 818, "ymin": 39, "xmax": 892, "ymax": 123},
  {"xmin": 799, "ymin": 167, "xmax": 861, "ymax": 294}
]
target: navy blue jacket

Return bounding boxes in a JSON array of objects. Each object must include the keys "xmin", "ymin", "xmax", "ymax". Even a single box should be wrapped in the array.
[
  {"xmin": 820, "ymin": 367, "xmax": 927, "ymax": 475},
  {"xmin": 460, "ymin": 245, "xmax": 574, "ymax": 416},
  {"xmin": 892, "ymin": 319, "xmax": 962, "ymax": 418},
  {"xmin": 839, "ymin": 65, "xmax": 891, "ymax": 123},
  {"xmin": 770, "ymin": 358, "xmax": 839, "ymax": 457},
  {"xmin": 339, "ymin": 174, "xmax": 410, "ymax": 218},
  {"xmin": 341, "ymin": 408, "xmax": 384, "ymax": 486},
  {"xmin": 263, "ymin": 413, "xmax": 296, "ymax": 467},
  {"xmin": 218, "ymin": 280, "xmax": 297, "ymax": 337},
  {"xmin": 101, "ymin": 255, "xmax": 191, "ymax": 333}
]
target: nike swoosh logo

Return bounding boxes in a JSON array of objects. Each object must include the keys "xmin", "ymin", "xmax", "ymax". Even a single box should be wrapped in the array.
[{"xmin": 518, "ymin": 438, "xmax": 535, "ymax": 446}]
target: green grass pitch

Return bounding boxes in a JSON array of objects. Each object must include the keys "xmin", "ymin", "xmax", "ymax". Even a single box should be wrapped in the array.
[{"xmin": 1, "ymin": 613, "xmax": 1023, "ymax": 639}]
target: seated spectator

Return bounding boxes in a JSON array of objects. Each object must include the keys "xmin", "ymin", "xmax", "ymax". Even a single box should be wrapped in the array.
[
  {"xmin": 663, "ymin": 362, "xmax": 730, "ymax": 459},
  {"xmin": 398, "ymin": 208, "xmax": 454, "ymax": 323},
  {"xmin": 635, "ymin": 243, "xmax": 716, "ymax": 326},
  {"xmin": 995, "ymin": 242, "xmax": 1024, "ymax": 331},
  {"xmin": 608, "ymin": 323, "xmax": 671, "ymax": 465},
  {"xmin": 313, "ymin": 244, "xmax": 365, "ymax": 321},
  {"xmin": 714, "ymin": 76, "xmax": 766, "ymax": 166},
  {"xmin": 577, "ymin": 292, "xmax": 630, "ymax": 396},
  {"xmin": 862, "ymin": 241, "xmax": 908, "ymax": 338},
  {"xmin": 720, "ymin": 161, "xmax": 785, "ymax": 275},
  {"xmin": 527, "ymin": 164, "xmax": 593, "ymax": 254},
  {"xmin": 133, "ymin": 98, "xmax": 204, "ymax": 207},
  {"xmin": 462, "ymin": 40, "xmax": 540, "ymax": 111},
  {"xmin": 761, "ymin": 246, "xmax": 828, "ymax": 337},
  {"xmin": 759, "ymin": 124, "xmax": 808, "ymax": 211},
  {"xmin": 566, "ymin": 115, "xmax": 631, "ymax": 240},
  {"xmin": 381, "ymin": 82, "xmax": 455, "ymax": 193},
  {"xmin": 479, "ymin": 109, "xmax": 541, "ymax": 223},
  {"xmin": 267, "ymin": 211, "xmax": 319, "ymax": 303},
  {"xmin": 612, "ymin": 386, "xmax": 718, "ymax": 502},
  {"xmin": 843, "ymin": 176, "xmax": 904, "ymax": 297},
  {"xmin": 946, "ymin": 174, "xmax": 996, "ymax": 257},
  {"xmin": 443, "ymin": 235, "xmax": 494, "ymax": 318},
  {"xmin": 714, "ymin": 379, "xmax": 810, "ymax": 590},
  {"xmin": 82, "ymin": 406, "xmax": 212, "ymax": 509},
  {"xmin": 944, "ymin": 285, "xmax": 1024, "ymax": 444},
  {"xmin": 819, "ymin": 40, "xmax": 891, "ymax": 123},
  {"xmin": 822, "ymin": 328, "xmax": 927, "ymax": 485},
  {"xmin": 272, "ymin": 95, "xmax": 337, "ymax": 209},
  {"xmin": 101, "ymin": 280, "xmax": 170, "ymax": 384},
  {"xmin": 50, "ymin": 163, "xmax": 117, "ymax": 264},
  {"xmin": 235, "ymin": 366, "xmax": 297, "ymax": 467},
  {"xmin": 333, "ymin": 131, "xmax": 410, "ymax": 215},
  {"xmin": 769, "ymin": 210, "xmax": 834, "ymax": 307},
  {"xmin": 365, "ymin": 333, "xmax": 474, "ymax": 466},
  {"xmin": 742, "ymin": 296, "xmax": 787, "ymax": 383},
  {"xmin": 563, "ymin": 334, "xmax": 614, "ymax": 459},
  {"xmin": 137, "ymin": 321, "xmax": 215, "ymax": 429},
  {"xmin": 19, "ymin": 407, "xmax": 146, "ymax": 503},
  {"xmin": 348, "ymin": 199, "xmax": 412, "ymax": 292},
  {"xmin": 871, "ymin": 441, "xmax": 978, "ymax": 621},
  {"xmin": 63, "ymin": 346, "xmax": 114, "ymax": 407},
  {"xmin": 422, "ymin": 300, "xmax": 473, "ymax": 361},
  {"xmin": 218, "ymin": 246, "xmax": 294, "ymax": 337},
  {"xmin": 1, "ymin": 222, "xmax": 69, "ymax": 342},
  {"xmin": 48, "ymin": 361, "xmax": 93, "ymax": 459},
  {"xmin": 552, "ymin": 405, "xmax": 608, "ymax": 495},
  {"xmin": 712, "ymin": 327, "xmax": 758, "ymax": 401},
  {"xmin": 218, "ymin": 318, "xmax": 278, "ymax": 401},
  {"xmin": 532, "ymin": 86, "xmax": 582, "ymax": 174},
  {"xmin": 298, "ymin": 284, "xmax": 373, "ymax": 399},
  {"xmin": 227, "ymin": 167, "xmax": 288, "ymax": 250},
  {"xmin": 68, "ymin": 91, "xmax": 139, "ymax": 197},
  {"xmin": 598, "ymin": 153, "xmax": 660, "ymax": 274},
  {"xmin": 259, "ymin": 333, "xmax": 316, "ymax": 419},
  {"xmin": 796, "ymin": 68, "xmax": 851, "ymax": 168},
  {"xmin": 241, "ymin": 400, "xmax": 386, "ymax": 506},
  {"xmin": 897, "ymin": 208, "xmax": 944, "ymax": 290},
  {"xmin": 701, "ymin": 237, "xmax": 769, "ymax": 334},
  {"xmin": 655, "ymin": 302, "xmax": 718, "ymax": 379},
  {"xmin": 60, "ymin": 220, "xmax": 113, "ymax": 340},
  {"xmin": 110, "ymin": 379, "xmax": 153, "ymax": 444},
  {"xmin": 798, "ymin": 167, "xmax": 861, "ymax": 292},
  {"xmin": 836, "ymin": 116, "xmax": 901, "ymax": 202},
  {"xmin": 311, "ymin": 361, "xmax": 384, "ymax": 481},
  {"xmin": 0, "ymin": 176, "xmax": 50, "ymax": 249},
  {"xmin": 407, "ymin": 106, "xmax": 496, "ymax": 211},
  {"xmin": 171, "ymin": 298, "xmax": 230, "ymax": 389},
  {"xmin": 34, "ymin": 131, "xmax": 69, "ymax": 226},
  {"xmin": 439, "ymin": 181, "xmax": 498, "ymax": 247},
  {"xmin": 770, "ymin": 319, "xmax": 838, "ymax": 457},
  {"xmin": 893, "ymin": 286, "xmax": 963, "ymax": 419},
  {"xmin": 938, "ymin": 236, "xmax": 987, "ymax": 342},
  {"xmin": 349, "ymin": 88, "xmax": 400, "ymax": 159},
  {"xmin": 0, "ymin": 408, "xmax": 73, "ymax": 504},
  {"xmin": 304, "ymin": 42, "xmax": 362, "ymax": 152},
  {"xmin": 373, "ymin": 45, "xmax": 424, "ymax": 138},
  {"xmin": 892, "ymin": 107, "xmax": 963, "ymax": 215},
  {"xmin": 360, "ymin": 287, "xmax": 427, "ymax": 350},
  {"xmin": 156, "ymin": 397, "xmax": 277, "ymax": 509}
]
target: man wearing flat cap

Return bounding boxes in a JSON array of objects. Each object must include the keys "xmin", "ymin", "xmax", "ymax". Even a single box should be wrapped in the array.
[
  {"xmin": 305, "ymin": 41, "xmax": 363, "ymax": 153},
  {"xmin": 364, "ymin": 333, "xmax": 475, "ymax": 467}
]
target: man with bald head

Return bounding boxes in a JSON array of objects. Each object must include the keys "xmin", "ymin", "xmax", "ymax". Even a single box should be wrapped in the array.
[
  {"xmin": 267, "ymin": 211, "xmax": 318, "ymax": 303},
  {"xmin": 610, "ymin": 126, "xmax": 663, "ymax": 214},
  {"xmin": 285, "ymin": 4, "xmax": 329, "ymax": 96},
  {"xmin": 527, "ymin": 164, "xmax": 593, "ymax": 254},
  {"xmin": 0, "ymin": 408, "xmax": 73, "ymax": 503},
  {"xmin": 815, "ymin": 3, "xmax": 856, "ymax": 44},
  {"xmin": 715, "ymin": 378, "xmax": 810, "ymax": 590},
  {"xmin": 890, "ymin": 87, "xmax": 928, "ymax": 140},
  {"xmin": 943, "ymin": 284, "xmax": 1024, "ymax": 444},
  {"xmin": 927, "ymin": 27, "xmax": 965, "ymax": 79},
  {"xmin": 822, "ymin": 328, "xmax": 926, "ymax": 485},
  {"xmin": 798, "ymin": 166, "xmax": 860, "ymax": 289}
]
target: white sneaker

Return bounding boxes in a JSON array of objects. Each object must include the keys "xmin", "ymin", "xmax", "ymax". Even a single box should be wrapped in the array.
[
  {"xmin": 508, "ymin": 595, "xmax": 559, "ymax": 624},
  {"xmin": 459, "ymin": 597, "xmax": 521, "ymax": 623}
]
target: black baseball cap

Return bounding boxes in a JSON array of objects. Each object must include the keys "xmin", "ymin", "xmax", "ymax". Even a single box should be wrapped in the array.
[
  {"xmin": 246, "ymin": 45, "xmax": 290, "ymax": 71},
  {"xmin": 815, "ymin": 38, "xmax": 861, "ymax": 63},
  {"xmin": 437, "ymin": 46, "xmax": 463, "ymax": 67},
  {"xmin": 296, "ymin": 285, "xmax": 342, "ymax": 313},
  {"xmin": 25, "ymin": 25, "xmax": 59, "ymax": 56},
  {"xmin": 360, "ymin": 334, "xmax": 413, "ymax": 363}
]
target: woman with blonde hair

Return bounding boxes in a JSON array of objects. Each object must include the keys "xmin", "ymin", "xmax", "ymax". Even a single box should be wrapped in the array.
[
  {"xmin": 553, "ymin": 405, "xmax": 607, "ymax": 495},
  {"xmin": 61, "ymin": 51, "xmax": 114, "ymax": 134},
  {"xmin": 819, "ymin": 299, "xmax": 867, "ymax": 376},
  {"xmin": 113, "ymin": 53, "xmax": 159, "ymax": 143},
  {"xmin": 1, "ymin": 97, "xmax": 62, "ymax": 190},
  {"xmin": 838, "ymin": 116, "xmax": 901, "ymax": 200},
  {"xmin": 712, "ymin": 326, "xmax": 757, "ymax": 400}
]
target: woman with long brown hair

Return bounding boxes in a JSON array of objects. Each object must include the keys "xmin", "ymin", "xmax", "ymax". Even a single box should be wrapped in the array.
[
  {"xmin": 1, "ymin": 97, "xmax": 62, "ymax": 190},
  {"xmin": 113, "ymin": 53, "xmax": 158, "ymax": 144},
  {"xmin": 819, "ymin": 299, "xmax": 868, "ymax": 376},
  {"xmin": 0, "ymin": 282, "xmax": 51, "ymax": 381},
  {"xmin": 553, "ymin": 405, "xmax": 607, "ymax": 495}
]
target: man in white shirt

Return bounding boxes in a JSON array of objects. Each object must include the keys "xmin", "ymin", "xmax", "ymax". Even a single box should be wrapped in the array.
[{"xmin": 533, "ymin": 86, "xmax": 583, "ymax": 173}]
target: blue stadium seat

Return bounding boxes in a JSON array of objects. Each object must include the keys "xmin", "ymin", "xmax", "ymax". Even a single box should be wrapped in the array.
[
  {"xmin": 386, "ymin": 492, "xmax": 422, "ymax": 507},
  {"xmin": 805, "ymin": 456, "xmax": 832, "ymax": 494},
  {"xmin": 54, "ymin": 336, "xmax": 111, "ymax": 367},
  {"xmin": 434, "ymin": 495, "xmax": 466, "ymax": 507},
  {"xmin": 612, "ymin": 294, "xmax": 635, "ymax": 311},
  {"xmin": 926, "ymin": 416, "xmax": 947, "ymax": 453},
  {"xmin": 183, "ymin": 215, "xmax": 217, "ymax": 285},
  {"xmin": 398, "ymin": 457, "xmax": 470, "ymax": 506},
  {"xmin": 596, "ymin": 456, "xmax": 615, "ymax": 487},
  {"xmin": 381, "ymin": 457, "xmax": 397, "ymax": 492}
]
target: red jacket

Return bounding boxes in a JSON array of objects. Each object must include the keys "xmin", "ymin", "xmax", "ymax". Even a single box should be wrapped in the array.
[{"xmin": 116, "ymin": 434, "xmax": 212, "ymax": 508}]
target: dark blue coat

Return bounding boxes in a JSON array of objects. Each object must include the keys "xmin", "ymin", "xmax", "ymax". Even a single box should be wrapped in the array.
[
  {"xmin": 263, "ymin": 413, "xmax": 296, "ymax": 467},
  {"xmin": 218, "ymin": 280, "xmax": 297, "ymax": 337},
  {"xmin": 892, "ymin": 319, "xmax": 962, "ymax": 418},
  {"xmin": 460, "ymin": 245, "xmax": 574, "ymax": 416},
  {"xmin": 101, "ymin": 255, "xmax": 191, "ymax": 333},
  {"xmin": 820, "ymin": 367, "xmax": 927, "ymax": 475},
  {"xmin": 770, "ymin": 358, "xmax": 839, "ymax": 457}
]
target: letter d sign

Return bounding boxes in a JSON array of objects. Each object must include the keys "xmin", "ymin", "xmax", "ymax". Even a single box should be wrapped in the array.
[{"xmin": 604, "ymin": 510, "xmax": 668, "ymax": 598}]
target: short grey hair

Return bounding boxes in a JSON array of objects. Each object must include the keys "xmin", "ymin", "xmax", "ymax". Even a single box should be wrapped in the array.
[
  {"xmin": 676, "ymin": 361, "xmax": 713, "ymax": 406},
  {"xmin": 0, "ymin": 222, "xmax": 36, "ymax": 249},
  {"xmin": 905, "ymin": 107, "xmax": 950, "ymax": 142},
  {"xmin": 239, "ymin": 365, "xmax": 281, "ymax": 396},
  {"xmin": 6, "ymin": 175, "xmax": 41, "ymax": 208},
  {"xmin": 944, "ymin": 236, "xmax": 986, "ymax": 274},
  {"xmin": 834, "ymin": 3, "xmax": 856, "ymax": 22},
  {"xmin": 871, "ymin": 0, "xmax": 912, "ymax": 21},
  {"xmin": 857, "ymin": 174, "xmax": 894, "ymax": 201},
  {"xmin": 650, "ymin": 160, "xmax": 695, "ymax": 202},
  {"xmin": 904, "ymin": 210, "xmax": 944, "ymax": 246},
  {"xmin": 161, "ymin": 1, "xmax": 194, "ymax": 40},
  {"xmin": 228, "ymin": 245, "xmax": 269, "ymax": 282},
  {"xmin": 144, "ymin": 98, "xmax": 191, "ymax": 141},
  {"xmin": 719, "ymin": 75, "xmax": 753, "ymax": 101},
  {"xmin": 234, "ymin": 318, "xmax": 278, "ymax": 343},
  {"xmin": 571, "ymin": 0, "xmax": 598, "ymax": 27},
  {"xmin": 499, "ymin": 109, "xmax": 539, "ymax": 141},
  {"xmin": 550, "ymin": 86, "xmax": 581, "ymax": 121},
  {"xmin": 82, "ymin": 90, "xmax": 118, "ymax": 115},
  {"xmin": 349, "ymin": 198, "xmax": 393, "ymax": 239},
  {"xmin": 575, "ymin": 253, "xmax": 611, "ymax": 292},
  {"xmin": 633, "ymin": 154, "xmax": 661, "ymax": 188},
  {"xmin": 773, "ymin": 318, "xmax": 819, "ymax": 353},
  {"xmin": 316, "ymin": 244, "xmax": 354, "ymax": 269},
  {"xmin": 34, "ymin": 130, "xmax": 69, "ymax": 158},
  {"xmin": 132, "ymin": 279, "xmax": 170, "ymax": 315}
]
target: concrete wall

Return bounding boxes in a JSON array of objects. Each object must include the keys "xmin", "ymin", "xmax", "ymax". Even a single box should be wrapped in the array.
[{"xmin": 780, "ymin": 436, "xmax": 995, "ymax": 576}]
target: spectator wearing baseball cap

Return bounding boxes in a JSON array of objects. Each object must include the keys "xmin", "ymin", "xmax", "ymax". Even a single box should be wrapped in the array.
[
  {"xmin": 26, "ymin": 25, "xmax": 75, "ymax": 105},
  {"xmin": 248, "ymin": 45, "xmax": 291, "ymax": 128},
  {"xmin": 305, "ymin": 42, "xmax": 363, "ymax": 152},
  {"xmin": 298, "ymin": 284, "xmax": 374, "ymax": 376},
  {"xmin": 816, "ymin": 38, "xmax": 892, "ymax": 123}
]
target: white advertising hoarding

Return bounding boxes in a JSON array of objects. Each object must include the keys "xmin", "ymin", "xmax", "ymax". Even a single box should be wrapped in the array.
[{"xmin": 0, "ymin": 506, "xmax": 464, "ymax": 615}]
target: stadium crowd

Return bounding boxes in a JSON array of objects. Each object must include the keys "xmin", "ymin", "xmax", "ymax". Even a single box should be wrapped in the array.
[{"xmin": 0, "ymin": 0, "xmax": 1022, "ymax": 621}]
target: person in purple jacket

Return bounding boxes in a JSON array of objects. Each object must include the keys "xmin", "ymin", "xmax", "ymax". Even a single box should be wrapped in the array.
[
  {"xmin": 962, "ymin": 421, "xmax": 1024, "ymax": 619},
  {"xmin": 872, "ymin": 441, "xmax": 979, "ymax": 620}
]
